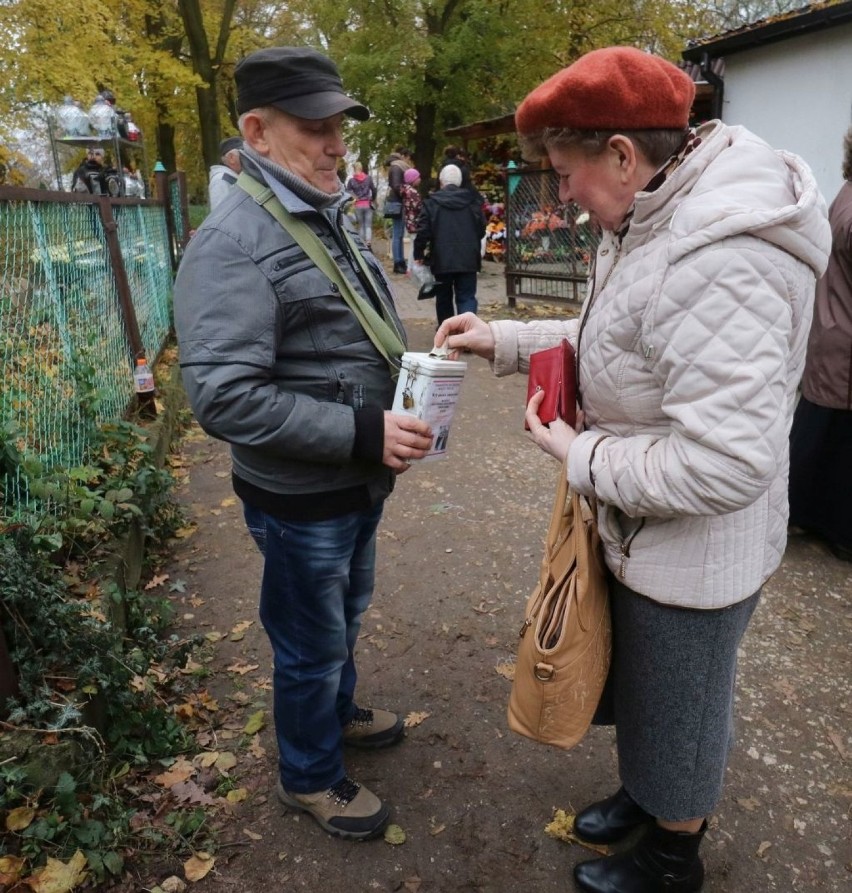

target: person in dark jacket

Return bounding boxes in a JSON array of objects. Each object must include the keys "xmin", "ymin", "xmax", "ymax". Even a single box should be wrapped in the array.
[
  {"xmin": 71, "ymin": 146, "xmax": 106, "ymax": 193},
  {"xmin": 789, "ymin": 124, "xmax": 852, "ymax": 561},
  {"xmin": 413, "ymin": 164, "xmax": 486, "ymax": 325},
  {"xmin": 174, "ymin": 46, "xmax": 432, "ymax": 843}
]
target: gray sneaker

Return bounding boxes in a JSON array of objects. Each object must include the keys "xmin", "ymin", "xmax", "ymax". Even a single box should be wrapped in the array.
[
  {"xmin": 276, "ymin": 776, "xmax": 389, "ymax": 840},
  {"xmin": 343, "ymin": 707, "xmax": 405, "ymax": 749}
]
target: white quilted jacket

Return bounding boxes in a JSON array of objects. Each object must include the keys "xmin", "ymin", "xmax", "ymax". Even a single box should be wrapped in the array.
[{"xmin": 491, "ymin": 122, "xmax": 831, "ymax": 608}]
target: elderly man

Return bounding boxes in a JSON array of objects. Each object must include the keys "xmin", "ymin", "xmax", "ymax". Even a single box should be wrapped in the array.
[
  {"xmin": 207, "ymin": 136, "xmax": 243, "ymax": 209},
  {"xmin": 174, "ymin": 46, "xmax": 432, "ymax": 841}
]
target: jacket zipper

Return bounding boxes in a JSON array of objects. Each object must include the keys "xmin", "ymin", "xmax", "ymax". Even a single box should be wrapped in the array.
[{"xmin": 617, "ymin": 518, "xmax": 645, "ymax": 579}]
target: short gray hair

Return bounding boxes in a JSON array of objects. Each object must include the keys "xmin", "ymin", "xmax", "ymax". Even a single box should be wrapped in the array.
[{"xmin": 520, "ymin": 127, "xmax": 688, "ymax": 168}]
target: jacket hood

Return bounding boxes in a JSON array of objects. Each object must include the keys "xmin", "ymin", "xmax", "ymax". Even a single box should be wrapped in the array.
[
  {"xmin": 633, "ymin": 122, "xmax": 830, "ymax": 278},
  {"xmin": 429, "ymin": 185, "xmax": 478, "ymax": 210}
]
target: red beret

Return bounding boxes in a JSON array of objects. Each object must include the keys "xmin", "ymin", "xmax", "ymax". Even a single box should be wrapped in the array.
[{"xmin": 515, "ymin": 46, "xmax": 695, "ymax": 134}]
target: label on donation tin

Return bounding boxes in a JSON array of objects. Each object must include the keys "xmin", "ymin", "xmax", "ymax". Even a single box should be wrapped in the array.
[{"xmin": 391, "ymin": 351, "xmax": 467, "ymax": 461}]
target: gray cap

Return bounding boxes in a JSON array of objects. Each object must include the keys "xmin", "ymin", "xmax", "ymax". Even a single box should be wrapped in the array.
[
  {"xmin": 219, "ymin": 136, "xmax": 243, "ymax": 157},
  {"xmin": 235, "ymin": 46, "xmax": 369, "ymax": 121}
]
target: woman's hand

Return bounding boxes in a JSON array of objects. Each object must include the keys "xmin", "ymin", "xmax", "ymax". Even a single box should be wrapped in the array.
[
  {"xmin": 525, "ymin": 390, "xmax": 582, "ymax": 464},
  {"xmin": 434, "ymin": 313, "xmax": 495, "ymax": 361}
]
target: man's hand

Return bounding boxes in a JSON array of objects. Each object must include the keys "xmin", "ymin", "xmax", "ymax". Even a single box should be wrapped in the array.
[
  {"xmin": 384, "ymin": 412, "xmax": 433, "ymax": 473},
  {"xmin": 434, "ymin": 313, "xmax": 495, "ymax": 361}
]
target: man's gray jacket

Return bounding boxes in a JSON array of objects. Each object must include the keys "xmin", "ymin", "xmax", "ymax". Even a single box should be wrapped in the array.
[{"xmin": 174, "ymin": 166, "xmax": 407, "ymax": 506}]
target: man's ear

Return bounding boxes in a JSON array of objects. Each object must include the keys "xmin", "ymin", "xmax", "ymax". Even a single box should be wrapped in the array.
[{"xmin": 240, "ymin": 112, "xmax": 268, "ymax": 156}]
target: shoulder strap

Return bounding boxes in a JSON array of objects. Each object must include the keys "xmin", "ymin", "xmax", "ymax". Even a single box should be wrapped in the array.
[{"xmin": 236, "ymin": 173, "xmax": 405, "ymax": 378}]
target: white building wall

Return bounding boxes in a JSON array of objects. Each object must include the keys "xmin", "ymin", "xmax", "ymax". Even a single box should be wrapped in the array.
[{"xmin": 720, "ymin": 24, "xmax": 852, "ymax": 204}]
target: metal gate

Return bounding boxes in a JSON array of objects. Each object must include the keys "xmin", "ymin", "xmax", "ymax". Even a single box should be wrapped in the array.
[{"xmin": 504, "ymin": 167, "xmax": 598, "ymax": 306}]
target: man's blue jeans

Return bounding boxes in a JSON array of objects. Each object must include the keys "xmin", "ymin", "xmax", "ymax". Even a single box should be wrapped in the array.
[
  {"xmin": 242, "ymin": 501, "xmax": 384, "ymax": 793},
  {"xmin": 391, "ymin": 215, "xmax": 406, "ymax": 265},
  {"xmin": 434, "ymin": 271, "xmax": 478, "ymax": 324}
]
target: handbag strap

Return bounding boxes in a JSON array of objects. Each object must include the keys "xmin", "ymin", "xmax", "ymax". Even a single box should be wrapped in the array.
[{"xmin": 236, "ymin": 173, "xmax": 406, "ymax": 378}]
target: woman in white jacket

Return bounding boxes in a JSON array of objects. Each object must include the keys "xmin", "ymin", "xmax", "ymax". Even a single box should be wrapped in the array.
[{"xmin": 436, "ymin": 47, "xmax": 830, "ymax": 893}]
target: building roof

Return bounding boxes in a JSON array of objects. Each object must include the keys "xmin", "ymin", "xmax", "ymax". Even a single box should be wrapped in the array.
[{"xmin": 682, "ymin": 0, "xmax": 852, "ymax": 61}]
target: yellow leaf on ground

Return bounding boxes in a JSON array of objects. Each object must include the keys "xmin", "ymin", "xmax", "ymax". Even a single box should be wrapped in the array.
[
  {"xmin": 214, "ymin": 751, "xmax": 238, "ymax": 772},
  {"xmin": 196, "ymin": 752, "xmax": 219, "ymax": 768},
  {"xmin": 184, "ymin": 852, "xmax": 215, "ymax": 883},
  {"xmin": 220, "ymin": 497, "xmax": 236, "ymax": 508},
  {"xmin": 544, "ymin": 809, "xmax": 609, "ymax": 855},
  {"xmin": 404, "ymin": 711, "xmax": 431, "ymax": 728},
  {"xmin": 226, "ymin": 788, "xmax": 248, "ymax": 803},
  {"xmin": 5, "ymin": 806, "xmax": 36, "ymax": 831},
  {"xmin": 243, "ymin": 710, "xmax": 265, "ymax": 735},
  {"xmin": 0, "ymin": 855, "xmax": 26, "ymax": 885},
  {"xmin": 26, "ymin": 850, "xmax": 88, "ymax": 893},
  {"xmin": 384, "ymin": 824, "xmax": 406, "ymax": 845}
]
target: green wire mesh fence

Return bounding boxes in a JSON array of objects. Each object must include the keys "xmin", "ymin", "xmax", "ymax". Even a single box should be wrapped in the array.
[
  {"xmin": 505, "ymin": 168, "xmax": 599, "ymax": 305},
  {"xmin": 1, "ymin": 191, "xmax": 174, "ymax": 517}
]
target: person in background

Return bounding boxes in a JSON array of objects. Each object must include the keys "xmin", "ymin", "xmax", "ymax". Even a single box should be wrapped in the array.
[
  {"xmin": 386, "ymin": 146, "xmax": 412, "ymax": 273},
  {"xmin": 207, "ymin": 136, "xmax": 243, "ymax": 210},
  {"xmin": 788, "ymin": 124, "xmax": 852, "ymax": 563},
  {"xmin": 174, "ymin": 45, "xmax": 432, "ymax": 842},
  {"xmin": 440, "ymin": 144, "xmax": 473, "ymax": 189},
  {"xmin": 400, "ymin": 167, "xmax": 422, "ymax": 270},
  {"xmin": 71, "ymin": 146, "xmax": 105, "ymax": 193},
  {"xmin": 413, "ymin": 164, "xmax": 486, "ymax": 325},
  {"xmin": 345, "ymin": 161, "xmax": 377, "ymax": 248},
  {"xmin": 436, "ymin": 46, "xmax": 829, "ymax": 893}
]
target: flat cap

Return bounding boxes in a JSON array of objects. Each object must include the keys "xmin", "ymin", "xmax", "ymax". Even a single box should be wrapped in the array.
[
  {"xmin": 515, "ymin": 46, "xmax": 695, "ymax": 134},
  {"xmin": 235, "ymin": 46, "xmax": 369, "ymax": 121},
  {"xmin": 219, "ymin": 136, "xmax": 243, "ymax": 156}
]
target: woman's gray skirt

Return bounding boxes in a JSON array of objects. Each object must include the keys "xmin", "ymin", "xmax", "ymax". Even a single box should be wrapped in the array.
[{"xmin": 593, "ymin": 579, "xmax": 760, "ymax": 822}]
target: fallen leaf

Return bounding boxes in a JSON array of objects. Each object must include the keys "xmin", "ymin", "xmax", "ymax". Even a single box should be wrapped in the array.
[
  {"xmin": 0, "ymin": 855, "xmax": 26, "ymax": 885},
  {"xmin": 160, "ymin": 877, "xmax": 187, "ymax": 893},
  {"xmin": 404, "ymin": 876, "xmax": 422, "ymax": 892},
  {"xmin": 196, "ymin": 752, "xmax": 219, "ymax": 769},
  {"xmin": 226, "ymin": 788, "xmax": 249, "ymax": 804},
  {"xmin": 214, "ymin": 751, "xmax": 238, "ymax": 773},
  {"xmin": 544, "ymin": 809, "xmax": 609, "ymax": 855},
  {"xmin": 226, "ymin": 661, "xmax": 259, "ymax": 675},
  {"xmin": 169, "ymin": 579, "xmax": 187, "ymax": 593},
  {"xmin": 220, "ymin": 497, "xmax": 236, "ymax": 508},
  {"xmin": 184, "ymin": 852, "xmax": 215, "ymax": 882},
  {"xmin": 243, "ymin": 710, "xmax": 265, "ymax": 735},
  {"xmin": 404, "ymin": 711, "xmax": 431, "ymax": 728},
  {"xmin": 145, "ymin": 573, "xmax": 169, "ymax": 590},
  {"xmin": 756, "ymin": 841, "xmax": 772, "ymax": 859},
  {"xmin": 171, "ymin": 780, "xmax": 218, "ymax": 806},
  {"xmin": 173, "ymin": 524, "xmax": 198, "ymax": 540},
  {"xmin": 229, "ymin": 620, "xmax": 254, "ymax": 641},
  {"xmin": 248, "ymin": 734, "xmax": 266, "ymax": 759},
  {"xmin": 429, "ymin": 823, "xmax": 446, "ymax": 836},
  {"xmin": 26, "ymin": 850, "xmax": 88, "ymax": 893},
  {"xmin": 494, "ymin": 661, "xmax": 515, "ymax": 680},
  {"xmin": 5, "ymin": 806, "xmax": 36, "ymax": 831},
  {"xmin": 384, "ymin": 824, "xmax": 406, "ymax": 845},
  {"xmin": 735, "ymin": 796, "xmax": 760, "ymax": 812},
  {"xmin": 153, "ymin": 757, "xmax": 195, "ymax": 787},
  {"xmin": 243, "ymin": 829, "xmax": 262, "ymax": 841},
  {"xmin": 204, "ymin": 631, "xmax": 224, "ymax": 643}
]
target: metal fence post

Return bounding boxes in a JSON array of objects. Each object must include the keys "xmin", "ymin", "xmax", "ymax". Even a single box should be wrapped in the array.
[{"xmin": 97, "ymin": 197, "xmax": 144, "ymax": 360}]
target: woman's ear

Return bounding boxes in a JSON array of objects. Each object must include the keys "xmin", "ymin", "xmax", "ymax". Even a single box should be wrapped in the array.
[{"xmin": 608, "ymin": 135, "xmax": 637, "ymax": 175}]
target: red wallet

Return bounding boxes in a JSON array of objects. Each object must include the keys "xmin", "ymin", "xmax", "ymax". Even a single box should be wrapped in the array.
[{"xmin": 525, "ymin": 339, "xmax": 577, "ymax": 430}]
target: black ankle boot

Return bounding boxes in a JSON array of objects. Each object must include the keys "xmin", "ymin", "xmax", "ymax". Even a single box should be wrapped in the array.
[
  {"xmin": 573, "ymin": 820, "xmax": 707, "ymax": 893},
  {"xmin": 574, "ymin": 787, "xmax": 654, "ymax": 844}
]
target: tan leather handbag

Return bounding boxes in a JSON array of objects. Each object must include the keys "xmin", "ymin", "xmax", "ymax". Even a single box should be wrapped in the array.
[{"xmin": 507, "ymin": 466, "xmax": 611, "ymax": 749}]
